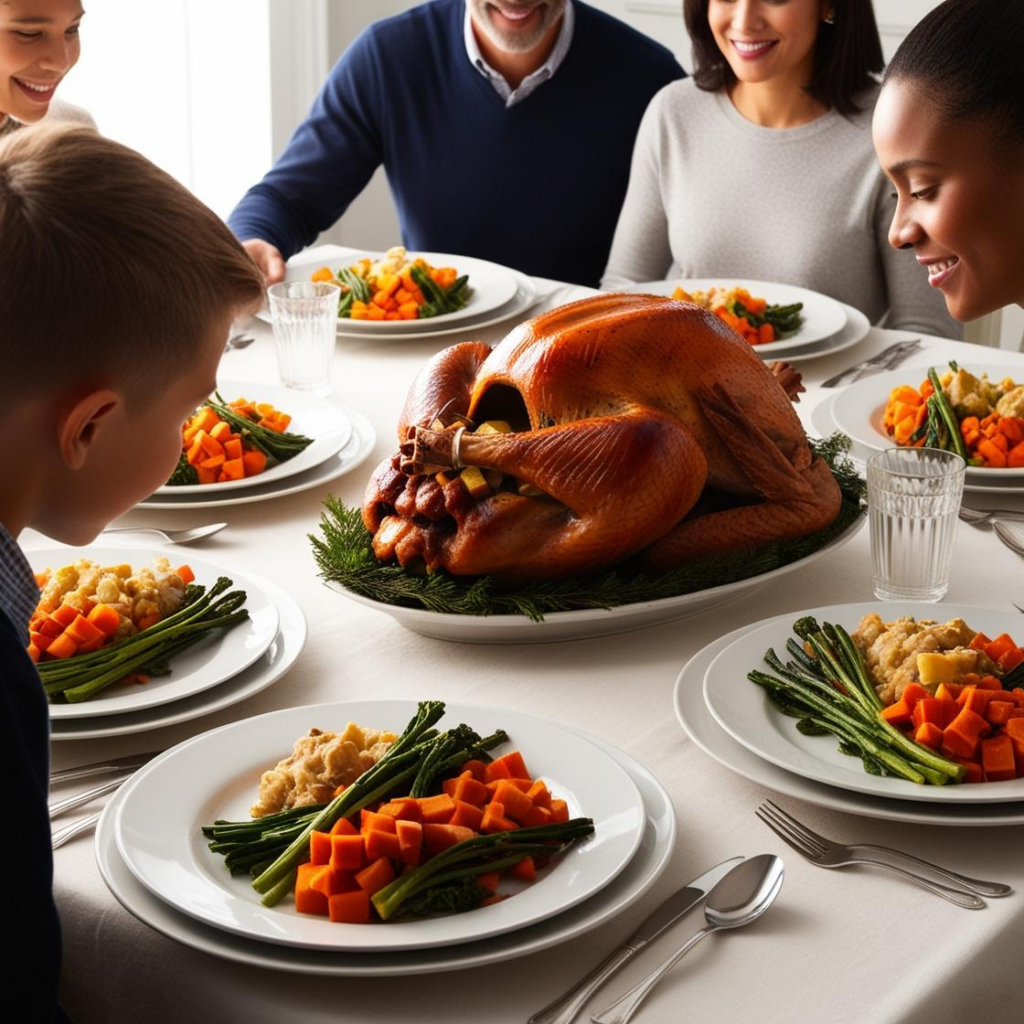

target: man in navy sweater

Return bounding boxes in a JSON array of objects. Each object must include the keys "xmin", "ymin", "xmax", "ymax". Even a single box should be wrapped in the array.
[{"xmin": 229, "ymin": 1, "xmax": 684, "ymax": 287}]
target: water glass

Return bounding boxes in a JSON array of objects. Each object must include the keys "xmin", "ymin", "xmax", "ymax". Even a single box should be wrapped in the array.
[
  {"xmin": 267, "ymin": 281, "xmax": 339, "ymax": 396},
  {"xmin": 867, "ymin": 447, "xmax": 966, "ymax": 602}
]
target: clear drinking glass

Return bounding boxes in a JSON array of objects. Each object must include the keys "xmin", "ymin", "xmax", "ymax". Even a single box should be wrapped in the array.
[
  {"xmin": 867, "ymin": 447, "xmax": 966, "ymax": 602},
  {"xmin": 267, "ymin": 281, "xmax": 340, "ymax": 396}
]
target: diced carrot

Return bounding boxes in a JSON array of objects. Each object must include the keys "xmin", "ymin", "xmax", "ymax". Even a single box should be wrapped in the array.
[
  {"xmin": 488, "ymin": 751, "xmax": 531, "ymax": 781},
  {"xmin": 460, "ymin": 759, "xmax": 487, "ymax": 780},
  {"xmin": 525, "ymin": 780, "xmax": 552, "ymax": 809},
  {"xmin": 37, "ymin": 617, "xmax": 63, "ymax": 640},
  {"xmin": 395, "ymin": 819, "xmax": 422, "ymax": 865},
  {"xmin": 1008, "ymin": 441, "xmax": 1024, "ymax": 468},
  {"xmin": 196, "ymin": 465, "xmax": 218, "ymax": 485},
  {"xmin": 970, "ymin": 632, "xmax": 992, "ymax": 652},
  {"xmin": 376, "ymin": 798, "xmax": 422, "ymax": 822},
  {"xmin": 480, "ymin": 802, "xmax": 518, "ymax": 834},
  {"xmin": 241, "ymin": 450, "xmax": 267, "ymax": 476},
  {"xmin": 417, "ymin": 794, "xmax": 456, "ymax": 824},
  {"xmin": 360, "ymin": 810, "xmax": 397, "ymax": 835},
  {"xmin": 977, "ymin": 438, "xmax": 1008, "ymax": 467},
  {"xmin": 485, "ymin": 778, "xmax": 531, "ymax": 795},
  {"xmin": 310, "ymin": 866, "xmax": 358, "ymax": 899},
  {"xmin": 174, "ymin": 564, "xmax": 195, "ymax": 586},
  {"xmin": 492, "ymin": 780, "xmax": 533, "ymax": 824},
  {"xmin": 476, "ymin": 871, "xmax": 500, "ymax": 893},
  {"xmin": 1000, "ymin": 417, "xmax": 1024, "ymax": 445},
  {"xmin": 30, "ymin": 630, "xmax": 52, "ymax": 653},
  {"xmin": 51, "ymin": 604, "xmax": 80, "ymax": 628},
  {"xmin": 757, "ymin": 322, "xmax": 775, "ymax": 345},
  {"xmin": 223, "ymin": 438, "xmax": 243, "ymax": 460},
  {"xmin": 912, "ymin": 697, "xmax": 956, "ymax": 730},
  {"xmin": 45, "ymin": 632, "xmax": 78, "ymax": 659},
  {"xmin": 330, "ymin": 834, "xmax": 365, "ymax": 872},
  {"xmin": 295, "ymin": 863, "xmax": 329, "ymax": 915},
  {"xmin": 200, "ymin": 454, "xmax": 226, "ymax": 470},
  {"xmin": 209, "ymin": 420, "xmax": 232, "ymax": 442},
  {"xmin": 354, "ymin": 857, "xmax": 396, "ymax": 897},
  {"xmin": 914, "ymin": 721, "xmax": 944, "ymax": 750},
  {"xmin": 329, "ymin": 817, "xmax": 359, "ymax": 837},
  {"xmin": 986, "ymin": 701, "xmax": 1017, "ymax": 727},
  {"xmin": 976, "ymin": 674, "xmax": 1005, "ymax": 690},
  {"xmin": 309, "ymin": 830, "xmax": 333, "ymax": 866},
  {"xmin": 981, "ymin": 733, "xmax": 1018, "ymax": 781},
  {"xmin": 951, "ymin": 756, "xmax": 984, "ymax": 783},
  {"xmin": 549, "ymin": 799, "xmax": 569, "ymax": 824},
  {"xmin": 364, "ymin": 829, "xmax": 402, "ymax": 862},
  {"xmin": 943, "ymin": 707, "xmax": 991, "ymax": 759},
  {"xmin": 880, "ymin": 698, "xmax": 914, "ymax": 726},
  {"xmin": 998, "ymin": 647, "xmax": 1024, "ymax": 673},
  {"xmin": 64, "ymin": 614, "xmax": 105, "ymax": 647},
  {"xmin": 508, "ymin": 855, "xmax": 536, "ymax": 882},
  {"xmin": 219, "ymin": 457, "xmax": 245, "ymax": 481},
  {"xmin": 523, "ymin": 805, "xmax": 554, "ymax": 828},
  {"xmin": 328, "ymin": 889, "xmax": 372, "ymax": 924},
  {"xmin": 453, "ymin": 775, "xmax": 489, "ymax": 807},
  {"xmin": 422, "ymin": 823, "xmax": 476, "ymax": 855},
  {"xmin": 449, "ymin": 800, "xmax": 484, "ymax": 831},
  {"xmin": 985, "ymin": 634, "xmax": 1017, "ymax": 663}
]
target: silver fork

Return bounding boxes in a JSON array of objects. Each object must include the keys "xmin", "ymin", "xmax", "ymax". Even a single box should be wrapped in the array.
[
  {"xmin": 959, "ymin": 506, "xmax": 1024, "ymax": 526},
  {"xmin": 756, "ymin": 801, "xmax": 1009, "ymax": 907},
  {"xmin": 820, "ymin": 338, "xmax": 921, "ymax": 388},
  {"xmin": 52, "ymin": 812, "xmax": 102, "ymax": 851}
]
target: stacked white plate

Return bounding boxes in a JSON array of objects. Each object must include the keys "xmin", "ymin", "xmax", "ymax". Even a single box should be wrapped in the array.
[
  {"xmin": 33, "ymin": 545, "xmax": 307, "ymax": 740},
  {"xmin": 274, "ymin": 251, "xmax": 538, "ymax": 342},
  {"xmin": 675, "ymin": 601, "xmax": 1024, "ymax": 826},
  {"xmin": 812, "ymin": 364, "xmax": 1024, "ymax": 496},
  {"xmin": 139, "ymin": 380, "xmax": 376, "ymax": 510},
  {"xmin": 628, "ymin": 279, "xmax": 869, "ymax": 363},
  {"xmin": 98, "ymin": 700, "xmax": 676, "ymax": 975}
]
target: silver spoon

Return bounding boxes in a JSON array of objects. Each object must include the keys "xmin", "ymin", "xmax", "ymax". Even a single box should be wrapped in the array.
[
  {"xmin": 99, "ymin": 523, "xmax": 227, "ymax": 545},
  {"xmin": 592, "ymin": 855, "xmax": 785, "ymax": 1024}
]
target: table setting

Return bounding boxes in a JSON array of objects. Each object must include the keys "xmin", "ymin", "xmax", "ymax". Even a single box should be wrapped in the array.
[{"xmin": 33, "ymin": 248, "xmax": 1024, "ymax": 1024}]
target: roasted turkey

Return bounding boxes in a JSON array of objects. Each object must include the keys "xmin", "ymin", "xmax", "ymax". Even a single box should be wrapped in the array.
[{"xmin": 363, "ymin": 294, "xmax": 842, "ymax": 580}]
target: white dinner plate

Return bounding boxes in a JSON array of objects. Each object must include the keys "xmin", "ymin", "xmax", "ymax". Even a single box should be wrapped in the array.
[
  {"xmin": 675, "ymin": 618, "xmax": 1024, "ymax": 826},
  {"xmin": 830, "ymin": 364, "xmax": 1024, "ymax": 483},
  {"xmin": 115, "ymin": 701, "xmax": 645, "ymax": 952},
  {"xmin": 157, "ymin": 382, "xmax": 352, "ymax": 495},
  {"xmin": 50, "ymin": 573, "xmax": 306, "ymax": 740},
  {"xmin": 31, "ymin": 547, "xmax": 279, "ymax": 720},
  {"xmin": 810, "ymin": 394, "xmax": 1024, "ymax": 496},
  {"xmin": 283, "ymin": 251, "xmax": 519, "ymax": 331},
  {"xmin": 136, "ymin": 407, "xmax": 375, "ymax": 510},
  {"xmin": 96, "ymin": 730, "xmax": 674, "ymax": 975},
  {"xmin": 628, "ymin": 278, "xmax": 848, "ymax": 351},
  {"xmin": 773, "ymin": 302, "xmax": 870, "ymax": 364},
  {"xmin": 703, "ymin": 601, "xmax": 1024, "ymax": 804},
  {"xmin": 328, "ymin": 514, "xmax": 864, "ymax": 644}
]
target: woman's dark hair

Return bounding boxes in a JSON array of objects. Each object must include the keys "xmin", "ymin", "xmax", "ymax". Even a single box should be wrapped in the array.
[
  {"xmin": 885, "ymin": 0, "xmax": 1024, "ymax": 145},
  {"xmin": 683, "ymin": 0, "xmax": 883, "ymax": 115}
]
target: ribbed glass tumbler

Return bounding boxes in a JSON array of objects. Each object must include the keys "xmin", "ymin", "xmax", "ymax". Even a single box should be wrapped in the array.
[
  {"xmin": 267, "ymin": 281, "xmax": 340, "ymax": 396},
  {"xmin": 866, "ymin": 447, "xmax": 966, "ymax": 602}
]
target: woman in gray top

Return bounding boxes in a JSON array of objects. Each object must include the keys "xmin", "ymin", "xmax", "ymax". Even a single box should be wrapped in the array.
[{"xmin": 602, "ymin": 0, "xmax": 959, "ymax": 339}]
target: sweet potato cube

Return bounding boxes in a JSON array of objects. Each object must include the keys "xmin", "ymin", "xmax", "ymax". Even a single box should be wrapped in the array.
[
  {"xmin": 417, "ymin": 794, "xmax": 455, "ymax": 824},
  {"xmin": 492, "ymin": 780, "xmax": 534, "ymax": 824},
  {"xmin": 549, "ymin": 799, "xmax": 570, "ymax": 824},
  {"xmin": 981, "ymin": 734, "xmax": 1017, "ymax": 781},
  {"xmin": 355, "ymin": 856, "xmax": 396, "ymax": 897},
  {"xmin": 448, "ymin": 800, "xmax": 484, "ymax": 832},
  {"xmin": 329, "ymin": 817, "xmax": 359, "ymax": 837},
  {"xmin": 986, "ymin": 701, "xmax": 1017, "ymax": 727},
  {"xmin": 37, "ymin": 617, "xmax": 64, "ymax": 639},
  {"xmin": 64, "ymin": 613, "xmax": 104, "ymax": 647},
  {"xmin": 422, "ymin": 823, "xmax": 476, "ymax": 855},
  {"xmin": 51, "ymin": 604, "xmax": 80, "ymax": 628},
  {"xmin": 360, "ymin": 810, "xmax": 397, "ymax": 835},
  {"xmin": 523, "ymin": 805, "xmax": 554, "ymax": 828},
  {"xmin": 328, "ymin": 889, "xmax": 371, "ymax": 924},
  {"xmin": 376, "ymin": 798, "xmax": 422, "ymax": 823},
  {"xmin": 242, "ymin": 450, "xmax": 267, "ymax": 476},
  {"xmin": 45, "ymin": 632, "xmax": 78, "ymax": 659},
  {"xmin": 364, "ymin": 829, "xmax": 402, "ymax": 862},
  {"xmin": 310, "ymin": 866, "xmax": 358, "ymax": 899},
  {"xmin": 295, "ymin": 863, "xmax": 329, "ymax": 915},
  {"xmin": 395, "ymin": 819, "xmax": 422, "ymax": 865},
  {"xmin": 309, "ymin": 830, "xmax": 333, "ymax": 866},
  {"xmin": 913, "ymin": 721, "xmax": 943, "ymax": 750},
  {"xmin": 942, "ymin": 707, "xmax": 991, "ymax": 759},
  {"xmin": 507, "ymin": 855, "xmax": 536, "ymax": 882},
  {"xmin": 453, "ymin": 775, "xmax": 489, "ymax": 807},
  {"xmin": 490, "ymin": 751, "xmax": 531, "ymax": 781},
  {"xmin": 526, "ymin": 780, "xmax": 552, "ymax": 809},
  {"xmin": 460, "ymin": 759, "xmax": 487, "ymax": 781},
  {"xmin": 480, "ymin": 802, "xmax": 518, "ymax": 834},
  {"xmin": 330, "ymin": 834, "xmax": 365, "ymax": 872}
]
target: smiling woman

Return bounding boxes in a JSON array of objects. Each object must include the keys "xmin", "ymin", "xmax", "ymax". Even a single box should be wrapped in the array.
[{"xmin": 0, "ymin": 0, "xmax": 90, "ymax": 136}]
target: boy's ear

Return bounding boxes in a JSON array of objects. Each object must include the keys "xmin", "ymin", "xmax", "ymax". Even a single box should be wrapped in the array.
[{"xmin": 57, "ymin": 389, "xmax": 122, "ymax": 470}]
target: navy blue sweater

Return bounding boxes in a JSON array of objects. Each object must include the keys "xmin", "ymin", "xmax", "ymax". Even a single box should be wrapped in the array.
[{"xmin": 228, "ymin": 0, "xmax": 684, "ymax": 286}]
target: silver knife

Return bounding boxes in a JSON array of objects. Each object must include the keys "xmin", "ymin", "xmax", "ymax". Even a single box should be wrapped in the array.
[
  {"xmin": 526, "ymin": 856, "xmax": 744, "ymax": 1024},
  {"xmin": 820, "ymin": 339, "xmax": 920, "ymax": 388},
  {"xmin": 50, "ymin": 749, "xmax": 162, "ymax": 784}
]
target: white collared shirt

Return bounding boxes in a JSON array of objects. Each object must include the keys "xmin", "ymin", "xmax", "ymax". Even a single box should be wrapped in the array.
[{"xmin": 464, "ymin": 2, "xmax": 575, "ymax": 108}]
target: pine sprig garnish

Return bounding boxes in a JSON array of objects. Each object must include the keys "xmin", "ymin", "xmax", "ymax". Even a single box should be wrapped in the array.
[{"xmin": 310, "ymin": 433, "xmax": 863, "ymax": 622}]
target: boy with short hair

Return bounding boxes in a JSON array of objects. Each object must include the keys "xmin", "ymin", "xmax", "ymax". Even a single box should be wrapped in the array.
[{"xmin": 0, "ymin": 123, "xmax": 264, "ymax": 1021}]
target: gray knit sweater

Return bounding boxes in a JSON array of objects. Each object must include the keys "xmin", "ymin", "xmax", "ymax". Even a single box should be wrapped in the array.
[{"xmin": 601, "ymin": 79, "xmax": 960, "ymax": 339}]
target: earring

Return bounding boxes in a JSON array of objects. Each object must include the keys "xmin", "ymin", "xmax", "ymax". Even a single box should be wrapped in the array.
[{"xmin": 824, "ymin": 9, "xmax": 835, "ymax": 23}]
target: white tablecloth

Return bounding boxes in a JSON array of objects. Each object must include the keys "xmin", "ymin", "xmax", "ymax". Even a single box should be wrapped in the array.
[{"xmin": 38, "ymin": 265, "xmax": 1024, "ymax": 1024}]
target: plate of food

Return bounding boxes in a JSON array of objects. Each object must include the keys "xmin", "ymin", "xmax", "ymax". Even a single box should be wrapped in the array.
[
  {"xmin": 830, "ymin": 363, "xmax": 1024, "ymax": 481},
  {"xmin": 30, "ymin": 548, "xmax": 279, "ymax": 719},
  {"xmin": 627, "ymin": 278, "xmax": 848, "ymax": 351},
  {"xmin": 158, "ymin": 381, "xmax": 352, "ymax": 494},
  {"xmin": 318, "ymin": 293, "xmax": 865, "ymax": 642},
  {"xmin": 96, "ymin": 725, "xmax": 674, "ymax": 975},
  {"xmin": 114, "ymin": 700, "xmax": 645, "ymax": 952},
  {"xmin": 674, "ymin": 618, "xmax": 1024, "ymax": 826},
  {"xmin": 283, "ymin": 247, "xmax": 519, "ymax": 331},
  {"xmin": 138, "ymin": 406, "xmax": 375, "ymax": 510},
  {"xmin": 702, "ymin": 602, "xmax": 1024, "ymax": 803}
]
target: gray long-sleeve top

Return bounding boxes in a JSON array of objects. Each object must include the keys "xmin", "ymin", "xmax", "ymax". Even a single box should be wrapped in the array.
[{"xmin": 601, "ymin": 79, "xmax": 960, "ymax": 339}]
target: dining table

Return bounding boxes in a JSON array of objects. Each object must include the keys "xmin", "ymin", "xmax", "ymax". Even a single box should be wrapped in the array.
[{"xmin": 37, "ymin": 250, "xmax": 1024, "ymax": 1024}]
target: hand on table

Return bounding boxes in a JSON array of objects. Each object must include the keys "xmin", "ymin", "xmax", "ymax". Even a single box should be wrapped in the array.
[{"xmin": 242, "ymin": 238, "xmax": 286, "ymax": 286}]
